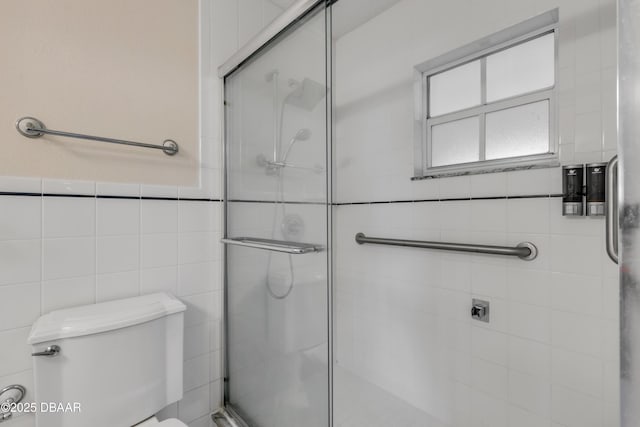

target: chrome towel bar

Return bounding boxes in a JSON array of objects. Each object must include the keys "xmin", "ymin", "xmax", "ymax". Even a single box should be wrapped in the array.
[
  {"xmin": 15, "ymin": 116, "xmax": 179, "ymax": 156},
  {"xmin": 355, "ymin": 233, "xmax": 537, "ymax": 261},
  {"xmin": 221, "ymin": 237, "xmax": 323, "ymax": 254}
]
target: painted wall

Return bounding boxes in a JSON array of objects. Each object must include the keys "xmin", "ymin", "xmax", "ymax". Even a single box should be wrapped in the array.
[
  {"xmin": 1, "ymin": 0, "xmax": 199, "ymax": 185},
  {"xmin": 333, "ymin": 0, "xmax": 619, "ymax": 426},
  {"xmin": 0, "ymin": 0, "xmax": 240, "ymax": 425}
]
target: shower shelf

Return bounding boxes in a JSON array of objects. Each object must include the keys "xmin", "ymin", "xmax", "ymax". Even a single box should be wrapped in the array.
[{"xmin": 221, "ymin": 237, "xmax": 324, "ymax": 254}]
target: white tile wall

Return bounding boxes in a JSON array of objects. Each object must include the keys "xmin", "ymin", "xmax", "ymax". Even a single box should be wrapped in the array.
[
  {"xmin": 0, "ymin": 191, "xmax": 224, "ymax": 427},
  {"xmin": 333, "ymin": 1, "xmax": 619, "ymax": 426},
  {"xmin": 335, "ymin": 197, "xmax": 618, "ymax": 427}
]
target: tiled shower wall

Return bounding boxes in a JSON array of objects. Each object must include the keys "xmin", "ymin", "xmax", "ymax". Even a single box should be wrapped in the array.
[
  {"xmin": 333, "ymin": 0, "xmax": 619, "ymax": 426},
  {"xmin": 335, "ymin": 196, "xmax": 619, "ymax": 427}
]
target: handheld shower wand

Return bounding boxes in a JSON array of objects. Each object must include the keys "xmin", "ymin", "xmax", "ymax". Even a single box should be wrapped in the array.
[
  {"xmin": 281, "ymin": 128, "xmax": 311, "ymax": 163},
  {"xmin": 257, "ymin": 128, "xmax": 316, "ymax": 174}
]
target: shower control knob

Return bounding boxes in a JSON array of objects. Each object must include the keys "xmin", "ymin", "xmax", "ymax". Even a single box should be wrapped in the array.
[
  {"xmin": 282, "ymin": 214, "xmax": 304, "ymax": 241},
  {"xmin": 471, "ymin": 305, "xmax": 487, "ymax": 319},
  {"xmin": 471, "ymin": 299, "xmax": 490, "ymax": 322}
]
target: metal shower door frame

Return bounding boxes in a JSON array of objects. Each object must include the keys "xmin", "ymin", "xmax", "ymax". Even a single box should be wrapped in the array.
[
  {"xmin": 618, "ymin": 0, "xmax": 640, "ymax": 425},
  {"xmin": 217, "ymin": 1, "xmax": 333, "ymax": 426}
]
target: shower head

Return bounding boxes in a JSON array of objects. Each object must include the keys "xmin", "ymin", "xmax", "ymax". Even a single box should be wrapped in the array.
[
  {"xmin": 282, "ymin": 129, "xmax": 312, "ymax": 163},
  {"xmin": 293, "ymin": 128, "xmax": 311, "ymax": 142},
  {"xmin": 285, "ymin": 78, "xmax": 326, "ymax": 111}
]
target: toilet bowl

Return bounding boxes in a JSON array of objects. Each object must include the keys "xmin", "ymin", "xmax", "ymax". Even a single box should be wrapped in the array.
[{"xmin": 28, "ymin": 293, "xmax": 190, "ymax": 427}]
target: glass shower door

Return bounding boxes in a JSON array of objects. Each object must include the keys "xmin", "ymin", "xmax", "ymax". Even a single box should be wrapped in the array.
[{"xmin": 222, "ymin": 4, "xmax": 330, "ymax": 427}]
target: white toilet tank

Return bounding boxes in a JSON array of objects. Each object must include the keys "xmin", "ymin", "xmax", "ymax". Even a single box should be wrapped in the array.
[{"xmin": 28, "ymin": 293, "xmax": 186, "ymax": 427}]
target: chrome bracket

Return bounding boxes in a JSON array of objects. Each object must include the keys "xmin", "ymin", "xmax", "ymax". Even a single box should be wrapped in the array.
[
  {"xmin": 162, "ymin": 140, "xmax": 179, "ymax": 156},
  {"xmin": 15, "ymin": 117, "xmax": 45, "ymax": 138},
  {"xmin": 516, "ymin": 242, "xmax": 538, "ymax": 261}
]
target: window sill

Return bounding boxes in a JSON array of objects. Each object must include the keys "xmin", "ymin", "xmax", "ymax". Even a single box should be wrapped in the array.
[{"xmin": 411, "ymin": 159, "xmax": 560, "ymax": 181}]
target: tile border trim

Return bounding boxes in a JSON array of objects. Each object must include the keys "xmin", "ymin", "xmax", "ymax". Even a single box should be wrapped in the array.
[
  {"xmin": 335, "ymin": 194, "xmax": 563, "ymax": 205},
  {"xmin": 0, "ymin": 191, "xmax": 222, "ymax": 202},
  {"xmin": 227, "ymin": 194, "xmax": 564, "ymax": 206},
  {"xmin": 0, "ymin": 192, "xmax": 563, "ymax": 204}
]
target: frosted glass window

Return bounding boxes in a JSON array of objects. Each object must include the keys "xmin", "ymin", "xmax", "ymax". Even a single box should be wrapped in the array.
[
  {"xmin": 486, "ymin": 101, "xmax": 549, "ymax": 160},
  {"xmin": 417, "ymin": 16, "xmax": 558, "ymax": 177},
  {"xmin": 429, "ymin": 60, "xmax": 481, "ymax": 117},
  {"xmin": 431, "ymin": 116, "xmax": 480, "ymax": 167},
  {"xmin": 486, "ymin": 33, "xmax": 555, "ymax": 102}
]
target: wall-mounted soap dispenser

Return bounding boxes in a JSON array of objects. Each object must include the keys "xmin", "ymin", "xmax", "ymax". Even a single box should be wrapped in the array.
[
  {"xmin": 562, "ymin": 164, "xmax": 584, "ymax": 216},
  {"xmin": 586, "ymin": 162, "xmax": 607, "ymax": 216}
]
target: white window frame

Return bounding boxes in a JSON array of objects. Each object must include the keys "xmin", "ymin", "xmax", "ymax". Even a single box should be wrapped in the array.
[{"xmin": 413, "ymin": 9, "xmax": 560, "ymax": 178}]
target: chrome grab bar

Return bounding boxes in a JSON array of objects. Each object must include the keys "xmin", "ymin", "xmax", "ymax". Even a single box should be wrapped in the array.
[
  {"xmin": 221, "ymin": 237, "xmax": 323, "ymax": 254},
  {"xmin": 15, "ymin": 117, "xmax": 179, "ymax": 156},
  {"xmin": 606, "ymin": 155, "xmax": 619, "ymax": 264},
  {"xmin": 355, "ymin": 233, "xmax": 538, "ymax": 261},
  {"xmin": 31, "ymin": 345, "xmax": 61, "ymax": 357}
]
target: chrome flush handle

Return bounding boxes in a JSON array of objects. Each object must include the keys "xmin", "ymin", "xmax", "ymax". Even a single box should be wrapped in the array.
[{"xmin": 31, "ymin": 345, "xmax": 60, "ymax": 357}]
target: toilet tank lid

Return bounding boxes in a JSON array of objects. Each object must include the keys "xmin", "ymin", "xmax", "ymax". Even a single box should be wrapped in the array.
[{"xmin": 28, "ymin": 293, "xmax": 186, "ymax": 344}]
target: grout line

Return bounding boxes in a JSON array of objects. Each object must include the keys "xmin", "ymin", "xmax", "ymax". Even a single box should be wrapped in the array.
[
  {"xmin": 95, "ymin": 195, "xmax": 141, "ymax": 200},
  {"xmin": 176, "ymin": 200, "xmax": 181, "ymax": 296},
  {"xmin": 94, "ymin": 196, "xmax": 98, "ymax": 304},
  {"xmin": 0, "ymin": 191, "xmax": 42, "ymax": 197},
  {"xmin": 39, "ymin": 196, "xmax": 44, "ymax": 316},
  {"xmin": 42, "ymin": 193, "xmax": 95, "ymax": 198},
  {"xmin": 138, "ymin": 197, "xmax": 142, "ymax": 297}
]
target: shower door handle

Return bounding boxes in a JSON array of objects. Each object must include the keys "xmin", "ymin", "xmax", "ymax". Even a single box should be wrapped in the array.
[{"xmin": 606, "ymin": 155, "xmax": 619, "ymax": 264}]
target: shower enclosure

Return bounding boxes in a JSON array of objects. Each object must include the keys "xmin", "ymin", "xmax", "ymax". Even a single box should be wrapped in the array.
[
  {"xmin": 218, "ymin": 0, "xmax": 636, "ymax": 426},
  {"xmin": 220, "ymin": 4, "xmax": 331, "ymax": 426}
]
